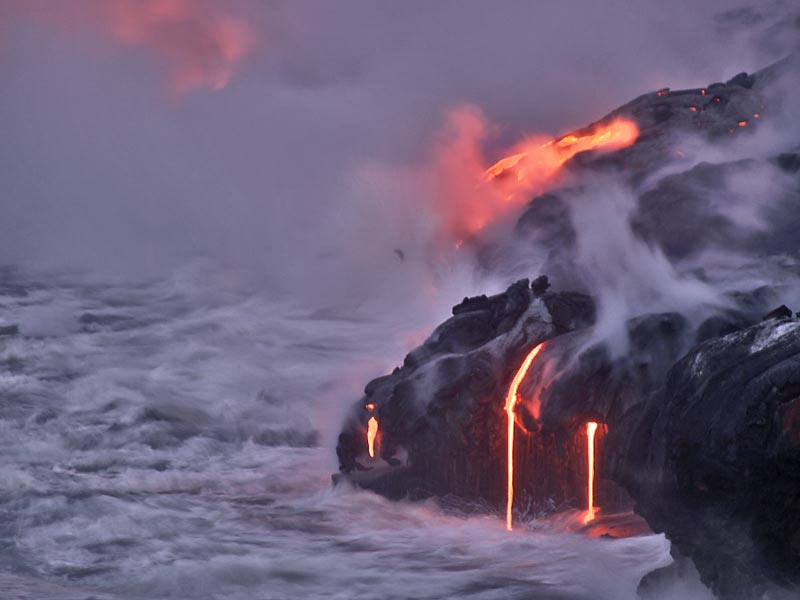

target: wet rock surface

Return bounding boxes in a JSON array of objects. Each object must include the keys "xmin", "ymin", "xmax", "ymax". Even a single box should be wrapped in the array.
[
  {"xmin": 336, "ymin": 278, "xmax": 593, "ymax": 505},
  {"xmin": 618, "ymin": 316, "xmax": 800, "ymax": 599},
  {"xmin": 337, "ymin": 287, "xmax": 800, "ymax": 597}
]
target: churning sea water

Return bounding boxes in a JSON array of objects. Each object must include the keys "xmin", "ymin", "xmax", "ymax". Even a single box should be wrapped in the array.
[{"xmin": 0, "ymin": 265, "xmax": 712, "ymax": 600}]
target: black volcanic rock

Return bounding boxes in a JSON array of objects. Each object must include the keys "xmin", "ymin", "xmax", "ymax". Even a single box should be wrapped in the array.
[
  {"xmin": 335, "ymin": 279, "xmax": 600, "ymax": 507},
  {"xmin": 536, "ymin": 312, "xmax": 694, "ymax": 432},
  {"xmin": 531, "ymin": 275, "xmax": 550, "ymax": 296},
  {"xmin": 617, "ymin": 318, "xmax": 800, "ymax": 598},
  {"xmin": 335, "ymin": 58, "xmax": 800, "ymax": 598},
  {"xmin": 498, "ymin": 59, "xmax": 800, "ymax": 281},
  {"xmin": 763, "ymin": 304, "xmax": 793, "ymax": 320},
  {"xmin": 727, "ymin": 71, "xmax": 755, "ymax": 89},
  {"xmin": 334, "ymin": 279, "xmax": 699, "ymax": 514},
  {"xmin": 632, "ymin": 157, "xmax": 800, "ymax": 261}
]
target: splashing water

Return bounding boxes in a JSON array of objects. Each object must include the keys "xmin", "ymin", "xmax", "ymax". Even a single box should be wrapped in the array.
[{"xmin": 0, "ymin": 267, "xmax": 709, "ymax": 599}]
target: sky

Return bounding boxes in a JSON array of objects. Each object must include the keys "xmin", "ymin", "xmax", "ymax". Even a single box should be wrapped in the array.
[{"xmin": 0, "ymin": 0, "xmax": 793, "ymax": 302}]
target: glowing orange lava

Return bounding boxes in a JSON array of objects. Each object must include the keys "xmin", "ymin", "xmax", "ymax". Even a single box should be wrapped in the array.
[
  {"xmin": 583, "ymin": 421, "xmax": 599, "ymax": 524},
  {"xmin": 485, "ymin": 118, "xmax": 639, "ymax": 199},
  {"xmin": 505, "ymin": 343, "xmax": 544, "ymax": 531},
  {"xmin": 367, "ymin": 417, "xmax": 379, "ymax": 458}
]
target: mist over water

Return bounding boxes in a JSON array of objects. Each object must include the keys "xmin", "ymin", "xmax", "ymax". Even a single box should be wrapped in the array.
[
  {"xmin": 0, "ymin": 266, "xmax": 708, "ymax": 600},
  {"xmin": 1, "ymin": 1, "xmax": 798, "ymax": 598}
]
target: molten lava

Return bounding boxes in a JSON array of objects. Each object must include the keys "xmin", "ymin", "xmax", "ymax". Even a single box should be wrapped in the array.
[
  {"xmin": 505, "ymin": 343, "xmax": 544, "ymax": 531},
  {"xmin": 367, "ymin": 417, "xmax": 379, "ymax": 458},
  {"xmin": 583, "ymin": 421, "xmax": 599, "ymax": 524},
  {"xmin": 485, "ymin": 118, "xmax": 638, "ymax": 199}
]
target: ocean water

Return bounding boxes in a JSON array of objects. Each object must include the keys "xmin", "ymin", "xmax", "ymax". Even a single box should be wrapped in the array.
[{"xmin": 0, "ymin": 265, "xmax": 712, "ymax": 600}]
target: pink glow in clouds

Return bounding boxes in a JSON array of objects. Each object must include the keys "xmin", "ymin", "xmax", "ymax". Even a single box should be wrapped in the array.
[
  {"xmin": 10, "ymin": 0, "xmax": 256, "ymax": 97},
  {"xmin": 100, "ymin": 0, "xmax": 255, "ymax": 96}
]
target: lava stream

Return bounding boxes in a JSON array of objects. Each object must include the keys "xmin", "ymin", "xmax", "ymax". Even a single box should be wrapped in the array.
[
  {"xmin": 485, "ymin": 118, "xmax": 638, "ymax": 197},
  {"xmin": 583, "ymin": 421, "xmax": 599, "ymax": 524},
  {"xmin": 505, "ymin": 343, "xmax": 544, "ymax": 531},
  {"xmin": 367, "ymin": 417, "xmax": 379, "ymax": 458}
]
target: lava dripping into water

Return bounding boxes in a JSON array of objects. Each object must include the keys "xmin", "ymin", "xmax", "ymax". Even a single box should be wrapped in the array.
[
  {"xmin": 367, "ymin": 417, "xmax": 379, "ymax": 458},
  {"xmin": 583, "ymin": 421, "xmax": 599, "ymax": 524},
  {"xmin": 505, "ymin": 343, "xmax": 544, "ymax": 531}
]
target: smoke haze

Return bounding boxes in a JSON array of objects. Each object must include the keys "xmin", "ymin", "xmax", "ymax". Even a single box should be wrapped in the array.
[{"xmin": 2, "ymin": 0, "xmax": 796, "ymax": 310}]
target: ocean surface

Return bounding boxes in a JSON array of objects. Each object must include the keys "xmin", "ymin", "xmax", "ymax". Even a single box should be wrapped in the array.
[{"xmin": 0, "ymin": 265, "xmax": 714, "ymax": 600}]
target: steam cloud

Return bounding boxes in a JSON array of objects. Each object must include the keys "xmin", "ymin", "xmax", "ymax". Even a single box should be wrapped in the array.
[{"xmin": 0, "ymin": 0, "xmax": 797, "ymax": 321}]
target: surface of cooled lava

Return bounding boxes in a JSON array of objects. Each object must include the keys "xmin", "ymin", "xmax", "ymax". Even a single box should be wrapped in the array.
[
  {"xmin": 616, "ymin": 314, "xmax": 800, "ymax": 599},
  {"xmin": 336, "ymin": 278, "xmax": 597, "ymax": 507}
]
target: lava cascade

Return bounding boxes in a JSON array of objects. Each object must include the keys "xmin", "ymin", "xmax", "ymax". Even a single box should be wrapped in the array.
[
  {"xmin": 367, "ymin": 416, "xmax": 379, "ymax": 458},
  {"xmin": 583, "ymin": 421, "xmax": 599, "ymax": 524},
  {"xmin": 485, "ymin": 118, "xmax": 639, "ymax": 199},
  {"xmin": 504, "ymin": 343, "xmax": 544, "ymax": 531}
]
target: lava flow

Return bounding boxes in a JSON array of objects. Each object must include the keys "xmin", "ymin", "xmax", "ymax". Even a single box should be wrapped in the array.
[
  {"xmin": 583, "ymin": 421, "xmax": 599, "ymax": 524},
  {"xmin": 505, "ymin": 343, "xmax": 544, "ymax": 531},
  {"xmin": 485, "ymin": 118, "xmax": 638, "ymax": 197},
  {"xmin": 367, "ymin": 417, "xmax": 379, "ymax": 458}
]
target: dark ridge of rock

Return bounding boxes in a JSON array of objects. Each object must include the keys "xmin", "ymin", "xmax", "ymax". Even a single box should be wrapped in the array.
[
  {"xmin": 695, "ymin": 311, "xmax": 754, "ymax": 343},
  {"xmin": 730, "ymin": 285, "xmax": 787, "ymax": 320},
  {"xmin": 501, "ymin": 60, "xmax": 800, "ymax": 279},
  {"xmin": 335, "ymin": 282, "xmax": 695, "ymax": 513},
  {"xmin": 727, "ymin": 71, "xmax": 755, "ymax": 89},
  {"xmin": 616, "ymin": 318, "xmax": 800, "ymax": 598},
  {"xmin": 631, "ymin": 154, "xmax": 800, "ymax": 261},
  {"xmin": 558, "ymin": 60, "xmax": 785, "ymax": 182},
  {"xmin": 335, "ymin": 278, "xmax": 601, "ymax": 506},
  {"xmin": 402, "ymin": 278, "xmax": 534, "ymax": 371},
  {"xmin": 633, "ymin": 159, "xmax": 757, "ymax": 260},
  {"xmin": 541, "ymin": 291, "xmax": 595, "ymax": 334},
  {"xmin": 452, "ymin": 294, "xmax": 490, "ymax": 315},
  {"xmin": 763, "ymin": 304, "xmax": 793, "ymax": 320},
  {"xmin": 337, "ymin": 299, "xmax": 800, "ymax": 594},
  {"xmin": 513, "ymin": 193, "xmax": 575, "ymax": 251},
  {"xmin": 531, "ymin": 275, "xmax": 550, "ymax": 296},
  {"xmin": 535, "ymin": 313, "xmax": 694, "ymax": 436}
]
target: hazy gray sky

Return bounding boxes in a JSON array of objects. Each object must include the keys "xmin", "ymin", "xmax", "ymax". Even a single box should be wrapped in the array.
[{"xmin": 0, "ymin": 0, "xmax": 791, "ymax": 293}]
